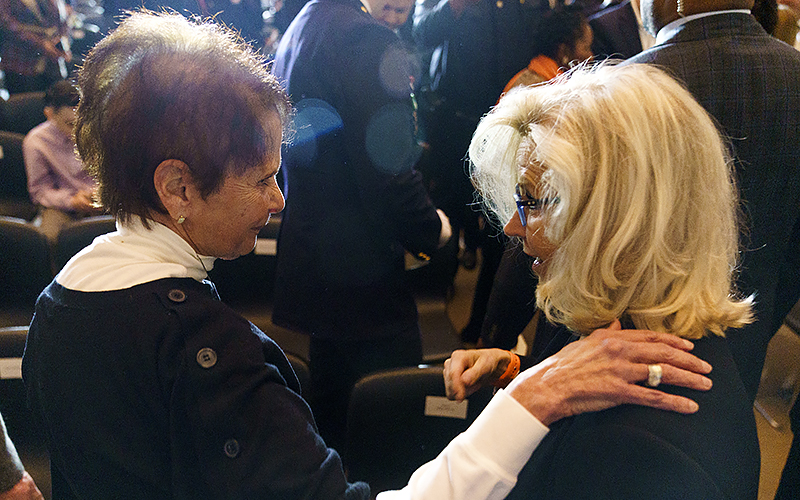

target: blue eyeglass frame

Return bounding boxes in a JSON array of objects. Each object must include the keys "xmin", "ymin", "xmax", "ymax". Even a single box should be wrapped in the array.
[{"xmin": 513, "ymin": 184, "xmax": 552, "ymax": 227}]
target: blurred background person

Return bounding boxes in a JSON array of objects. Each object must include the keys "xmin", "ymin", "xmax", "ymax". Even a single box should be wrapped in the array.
[
  {"xmin": 22, "ymin": 79, "xmax": 100, "ymax": 244},
  {"xmin": 271, "ymin": 0, "xmax": 451, "ymax": 452},
  {"xmin": 362, "ymin": 0, "xmax": 415, "ymax": 31},
  {"xmin": 0, "ymin": 0, "xmax": 72, "ymax": 94},
  {"xmin": 458, "ymin": 63, "xmax": 759, "ymax": 499},
  {"xmin": 102, "ymin": 0, "xmax": 266, "ymax": 50},
  {"xmin": 412, "ymin": 0, "xmax": 547, "ymax": 289},
  {"xmin": 503, "ymin": 4, "xmax": 593, "ymax": 90}
]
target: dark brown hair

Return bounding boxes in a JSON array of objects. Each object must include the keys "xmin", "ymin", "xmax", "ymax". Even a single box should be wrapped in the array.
[{"xmin": 75, "ymin": 10, "xmax": 291, "ymax": 225}]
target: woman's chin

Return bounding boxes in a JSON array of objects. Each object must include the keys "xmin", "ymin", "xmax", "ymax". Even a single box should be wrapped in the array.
[{"xmin": 531, "ymin": 257, "xmax": 547, "ymax": 276}]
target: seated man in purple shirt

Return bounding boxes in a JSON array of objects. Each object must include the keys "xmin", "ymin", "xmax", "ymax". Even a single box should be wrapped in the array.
[{"xmin": 22, "ymin": 80, "xmax": 99, "ymax": 243}]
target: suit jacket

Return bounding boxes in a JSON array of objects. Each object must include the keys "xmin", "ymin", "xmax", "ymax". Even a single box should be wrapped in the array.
[
  {"xmin": 511, "ymin": 330, "xmax": 760, "ymax": 500},
  {"xmin": 589, "ymin": 0, "xmax": 643, "ymax": 60},
  {"xmin": 270, "ymin": 0, "xmax": 442, "ymax": 340},
  {"xmin": 626, "ymin": 13, "xmax": 800, "ymax": 401}
]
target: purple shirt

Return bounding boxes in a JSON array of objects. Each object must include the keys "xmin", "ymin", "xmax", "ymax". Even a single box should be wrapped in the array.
[{"xmin": 22, "ymin": 120, "xmax": 95, "ymax": 212}]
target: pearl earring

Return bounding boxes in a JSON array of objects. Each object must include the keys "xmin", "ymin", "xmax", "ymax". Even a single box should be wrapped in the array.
[{"xmin": 177, "ymin": 215, "xmax": 186, "ymax": 224}]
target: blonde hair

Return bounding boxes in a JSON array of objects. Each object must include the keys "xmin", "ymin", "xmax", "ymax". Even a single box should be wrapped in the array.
[{"xmin": 469, "ymin": 63, "xmax": 752, "ymax": 338}]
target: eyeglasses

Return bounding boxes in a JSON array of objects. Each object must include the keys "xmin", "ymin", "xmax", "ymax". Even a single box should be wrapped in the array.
[{"xmin": 514, "ymin": 184, "xmax": 555, "ymax": 227}]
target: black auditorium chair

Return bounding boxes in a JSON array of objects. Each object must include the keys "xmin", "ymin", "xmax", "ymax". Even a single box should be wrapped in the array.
[
  {"xmin": 285, "ymin": 351, "xmax": 312, "ymax": 399},
  {"xmin": 53, "ymin": 215, "xmax": 116, "ymax": 271},
  {"xmin": 0, "ymin": 216, "xmax": 53, "ymax": 326},
  {"xmin": 0, "ymin": 91, "xmax": 46, "ymax": 135},
  {"xmin": 0, "ymin": 326, "xmax": 51, "ymax": 499},
  {"xmin": 345, "ymin": 365, "xmax": 494, "ymax": 493},
  {"xmin": 0, "ymin": 131, "xmax": 37, "ymax": 221}
]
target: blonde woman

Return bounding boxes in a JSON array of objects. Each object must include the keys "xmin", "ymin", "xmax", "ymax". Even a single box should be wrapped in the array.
[{"xmin": 446, "ymin": 63, "xmax": 759, "ymax": 499}]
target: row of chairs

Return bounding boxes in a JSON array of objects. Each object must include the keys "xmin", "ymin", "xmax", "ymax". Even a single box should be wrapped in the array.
[
  {"xmin": 0, "ymin": 92, "xmax": 46, "ymax": 221},
  {"xmin": 0, "ymin": 325, "xmax": 491, "ymax": 499},
  {"xmin": 0, "ymin": 214, "xmax": 288, "ymax": 324},
  {"xmin": 0, "ymin": 91, "xmax": 45, "ymax": 136},
  {"xmin": 0, "ymin": 215, "xmax": 116, "ymax": 312}
]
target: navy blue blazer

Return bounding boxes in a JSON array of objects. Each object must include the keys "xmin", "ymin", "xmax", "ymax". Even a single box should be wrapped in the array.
[
  {"xmin": 271, "ymin": 0, "xmax": 443, "ymax": 340},
  {"xmin": 626, "ymin": 13, "xmax": 800, "ymax": 401}
]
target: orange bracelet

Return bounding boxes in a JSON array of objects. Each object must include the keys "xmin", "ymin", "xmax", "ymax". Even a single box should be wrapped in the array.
[{"xmin": 492, "ymin": 352, "xmax": 521, "ymax": 388}]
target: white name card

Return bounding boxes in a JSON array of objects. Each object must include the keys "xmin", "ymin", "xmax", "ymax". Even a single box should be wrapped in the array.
[
  {"xmin": 254, "ymin": 238, "xmax": 277, "ymax": 256},
  {"xmin": 424, "ymin": 395, "xmax": 468, "ymax": 419},
  {"xmin": 0, "ymin": 358, "xmax": 23, "ymax": 379}
]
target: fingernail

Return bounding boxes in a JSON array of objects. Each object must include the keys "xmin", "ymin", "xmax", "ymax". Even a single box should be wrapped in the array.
[
  {"xmin": 702, "ymin": 376, "xmax": 713, "ymax": 389},
  {"xmin": 687, "ymin": 401, "xmax": 699, "ymax": 413},
  {"xmin": 701, "ymin": 360, "xmax": 712, "ymax": 373}
]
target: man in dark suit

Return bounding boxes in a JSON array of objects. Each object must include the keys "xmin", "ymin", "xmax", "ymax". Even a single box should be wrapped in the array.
[
  {"xmin": 625, "ymin": 0, "xmax": 800, "ymax": 404},
  {"xmin": 270, "ymin": 0, "xmax": 450, "ymax": 450}
]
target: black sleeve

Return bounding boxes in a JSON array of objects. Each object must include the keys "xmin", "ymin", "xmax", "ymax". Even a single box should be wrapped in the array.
[
  {"xmin": 173, "ymin": 303, "xmax": 370, "ymax": 499},
  {"xmin": 337, "ymin": 25, "xmax": 442, "ymax": 257}
]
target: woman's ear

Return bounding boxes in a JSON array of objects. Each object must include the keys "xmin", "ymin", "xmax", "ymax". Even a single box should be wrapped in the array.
[{"xmin": 153, "ymin": 159, "xmax": 192, "ymax": 220}]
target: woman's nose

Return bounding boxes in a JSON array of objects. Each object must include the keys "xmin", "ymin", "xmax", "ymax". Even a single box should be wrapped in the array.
[
  {"xmin": 270, "ymin": 187, "xmax": 286, "ymax": 214},
  {"xmin": 504, "ymin": 212, "xmax": 525, "ymax": 238}
]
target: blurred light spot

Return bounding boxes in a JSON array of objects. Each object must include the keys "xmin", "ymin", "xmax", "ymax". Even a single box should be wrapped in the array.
[
  {"xmin": 366, "ymin": 103, "xmax": 421, "ymax": 174},
  {"xmin": 290, "ymin": 98, "xmax": 343, "ymax": 167}
]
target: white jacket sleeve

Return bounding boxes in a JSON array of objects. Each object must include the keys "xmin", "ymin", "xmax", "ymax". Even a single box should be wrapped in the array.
[{"xmin": 376, "ymin": 389, "xmax": 549, "ymax": 500}]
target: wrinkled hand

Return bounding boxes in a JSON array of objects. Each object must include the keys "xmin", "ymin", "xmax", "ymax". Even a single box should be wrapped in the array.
[
  {"xmin": 444, "ymin": 348, "xmax": 514, "ymax": 401},
  {"xmin": 444, "ymin": 320, "xmax": 714, "ymax": 425},
  {"xmin": 41, "ymin": 39, "xmax": 70, "ymax": 62},
  {"xmin": 0, "ymin": 472, "xmax": 44, "ymax": 500}
]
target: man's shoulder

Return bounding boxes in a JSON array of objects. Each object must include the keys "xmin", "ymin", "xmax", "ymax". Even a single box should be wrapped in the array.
[{"xmin": 627, "ymin": 16, "xmax": 800, "ymax": 64}]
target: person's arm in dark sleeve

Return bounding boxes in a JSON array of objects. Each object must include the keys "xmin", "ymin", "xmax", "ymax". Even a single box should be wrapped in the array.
[
  {"xmin": 0, "ymin": 414, "xmax": 24, "ymax": 494},
  {"xmin": 338, "ymin": 26, "xmax": 446, "ymax": 258},
  {"xmin": 175, "ymin": 314, "xmax": 370, "ymax": 499}
]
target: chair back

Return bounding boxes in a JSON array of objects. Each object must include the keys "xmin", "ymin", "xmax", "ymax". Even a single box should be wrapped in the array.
[
  {"xmin": 345, "ymin": 365, "xmax": 494, "ymax": 493},
  {"xmin": 0, "ymin": 92, "xmax": 46, "ymax": 135},
  {"xmin": 0, "ymin": 216, "xmax": 53, "ymax": 309},
  {"xmin": 285, "ymin": 351, "xmax": 311, "ymax": 399},
  {"xmin": 0, "ymin": 131, "xmax": 36, "ymax": 220},
  {"xmin": 0, "ymin": 326, "xmax": 51, "ymax": 499},
  {"xmin": 54, "ymin": 215, "xmax": 116, "ymax": 271}
]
